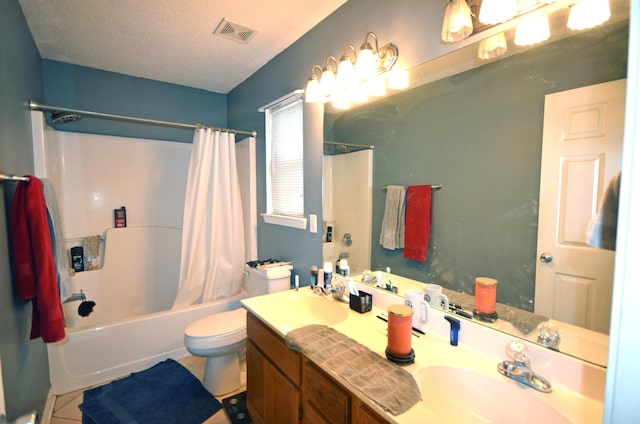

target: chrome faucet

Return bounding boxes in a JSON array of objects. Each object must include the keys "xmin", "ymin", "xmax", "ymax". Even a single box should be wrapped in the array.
[
  {"xmin": 63, "ymin": 290, "xmax": 86, "ymax": 304},
  {"xmin": 536, "ymin": 321, "xmax": 561, "ymax": 351},
  {"xmin": 497, "ymin": 340, "xmax": 552, "ymax": 393}
]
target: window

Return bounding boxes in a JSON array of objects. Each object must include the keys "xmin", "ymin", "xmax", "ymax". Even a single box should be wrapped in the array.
[{"xmin": 261, "ymin": 91, "xmax": 307, "ymax": 229}]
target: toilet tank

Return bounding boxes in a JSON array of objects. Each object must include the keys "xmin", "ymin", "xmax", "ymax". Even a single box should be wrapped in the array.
[{"xmin": 246, "ymin": 264, "xmax": 292, "ymax": 298}]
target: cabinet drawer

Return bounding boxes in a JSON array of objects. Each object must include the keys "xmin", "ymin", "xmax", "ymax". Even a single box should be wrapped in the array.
[
  {"xmin": 247, "ymin": 312, "xmax": 301, "ymax": 386},
  {"xmin": 303, "ymin": 359, "xmax": 350, "ymax": 424}
]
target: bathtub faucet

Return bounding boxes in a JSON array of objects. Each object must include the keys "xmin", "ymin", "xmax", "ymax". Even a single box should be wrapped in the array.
[{"xmin": 63, "ymin": 290, "xmax": 86, "ymax": 304}]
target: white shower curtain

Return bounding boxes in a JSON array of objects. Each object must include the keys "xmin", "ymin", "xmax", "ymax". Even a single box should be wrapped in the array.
[{"xmin": 172, "ymin": 129, "xmax": 246, "ymax": 308}]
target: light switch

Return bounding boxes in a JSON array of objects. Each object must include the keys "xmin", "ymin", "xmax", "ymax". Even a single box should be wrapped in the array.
[{"xmin": 309, "ymin": 214, "xmax": 317, "ymax": 233}]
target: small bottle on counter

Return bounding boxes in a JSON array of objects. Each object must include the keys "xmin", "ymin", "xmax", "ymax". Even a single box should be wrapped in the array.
[{"xmin": 323, "ymin": 261, "xmax": 333, "ymax": 289}]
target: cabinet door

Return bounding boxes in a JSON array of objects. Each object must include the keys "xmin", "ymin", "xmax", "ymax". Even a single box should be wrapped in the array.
[
  {"xmin": 353, "ymin": 398, "xmax": 389, "ymax": 424},
  {"xmin": 303, "ymin": 402, "xmax": 332, "ymax": 424},
  {"xmin": 265, "ymin": 361, "xmax": 301, "ymax": 424},
  {"xmin": 246, "ymin": 341, "xmax": 266, "ymax": 424},
  {"xmin": 303, "ymin": 360, "xmax": 350, "ymax": 424}
]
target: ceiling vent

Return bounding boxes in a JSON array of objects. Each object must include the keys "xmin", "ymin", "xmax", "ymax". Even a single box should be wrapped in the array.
[{"xmin": 213, "ymin": 18, "xmax": 257, "ymax": 43}]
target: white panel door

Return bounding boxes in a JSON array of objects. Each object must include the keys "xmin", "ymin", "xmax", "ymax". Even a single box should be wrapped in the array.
[{"xmin": 535, "ymin": 79, "xmax": 626, "ymax": 334}]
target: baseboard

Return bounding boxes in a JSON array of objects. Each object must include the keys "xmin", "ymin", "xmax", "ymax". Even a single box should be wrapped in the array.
[{"xmin": 40, "ymin": 389, "xmax": 55, "ymax": 424}]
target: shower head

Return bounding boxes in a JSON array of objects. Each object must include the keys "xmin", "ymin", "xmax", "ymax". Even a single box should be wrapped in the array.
[{"xmin": 51, "ymin": 111, "xmax": 83, "ymax": 124}]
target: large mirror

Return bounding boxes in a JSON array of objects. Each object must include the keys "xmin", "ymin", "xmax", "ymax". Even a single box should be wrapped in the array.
[{"xmin": 322, "ymin": 1, "xmax": 629, "ymax": 367}]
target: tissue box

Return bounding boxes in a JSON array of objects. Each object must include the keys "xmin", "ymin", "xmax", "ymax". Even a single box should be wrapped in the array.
[{"xmin": 349, "ymin": 290, "xmax": 372, "ymax": 313}]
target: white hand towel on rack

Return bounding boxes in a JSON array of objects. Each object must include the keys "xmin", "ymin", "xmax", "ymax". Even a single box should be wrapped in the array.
[{"xmin": 380, "ymin": 185, "xmax": 406, "ymax": 250}]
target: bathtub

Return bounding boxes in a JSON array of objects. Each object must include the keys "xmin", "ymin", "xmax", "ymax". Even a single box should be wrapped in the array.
[{"xmin": 47, "ymin": 226, "xmax": 247, "ymax": 395}]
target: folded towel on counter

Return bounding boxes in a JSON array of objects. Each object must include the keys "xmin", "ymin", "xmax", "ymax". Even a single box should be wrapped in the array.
[
  {"xmin": 285, "ymin": 324, "xmax": 421, "ymax": 415},
  {"xmin": 403, "ymin": 185, "xmax": 432, "ymax": 262},
  {"xmin": 380, "ymin": 185, "xmax": 406, "ymax": 250},
  {"xmin": 587, "ymin": 171, "xmax": 620, "ymax": 251},
  {"xmin": 11, "ymin": 176, "xmax": 65, "ymax": 343}
]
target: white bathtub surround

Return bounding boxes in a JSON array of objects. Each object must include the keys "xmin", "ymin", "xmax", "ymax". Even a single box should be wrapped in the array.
[
  {"xmin": 173, "ymin": 130, "xmax": 248, "ymax": 308},
  {"xmin": 29, "ymin": 112, "xmax": 258, "ymax": 396}
]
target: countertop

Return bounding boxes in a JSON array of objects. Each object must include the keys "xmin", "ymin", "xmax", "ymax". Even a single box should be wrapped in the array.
[{"xmin": 241, "ymin": 285, "xmax": 604, "ymax": 423}]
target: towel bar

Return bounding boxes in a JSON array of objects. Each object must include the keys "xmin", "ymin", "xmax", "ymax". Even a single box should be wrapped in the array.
[
  {"xmin": 384, "ymin": 184, "xmax": 442, "ymax": 191},
  {"xmin": 0, "ymin": 173, "xmax": 30, "ymax": 184}
]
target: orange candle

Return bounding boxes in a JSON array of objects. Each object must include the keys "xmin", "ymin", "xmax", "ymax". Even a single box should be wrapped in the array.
[
  {"xmin": 475, "ymin": 277, "xmax": 498, "ymax": 314},
  {"xmin": 387, "ymin": 304, "xmax": 413, "ymax": 356}
]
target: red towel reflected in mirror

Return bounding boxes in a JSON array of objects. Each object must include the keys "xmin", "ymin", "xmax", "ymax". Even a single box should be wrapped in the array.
[{"xmin": 403, "ymin": 185, "xmax": 432, "ymax": 262}]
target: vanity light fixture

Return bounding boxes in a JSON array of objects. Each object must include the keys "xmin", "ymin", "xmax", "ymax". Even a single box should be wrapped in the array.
[
  {"xmin": 305, "ymin": 65, "xmax": 324, "ymax": 103},
  {"xmin": 477, "ymin": 32, "xmax": 508, "ymax": 60},
  {"xmin": 336, "ymin": 45, "xmax": 357, "ymax": 89},
  {"xmin": 478, "ymin": 0, "xmax": 519, "ymax": 25},
  {"xmin": 304, "ymin": 32, "xmax": 408, "ymax": 109},
  {"xmin": 514, "ymin": 13, "xmax": 551, "ymax": 46},
  {"xmin": 567, "ymin": 0, "xmax": 611, "ymax": 30},
  {"xmin": 441, "ymin": 0, "xmax": 474, "ymax": 43},
  {"xmin": 451, "ymin": 0, "xmax": 612, "ymax": 60},
  {"xmin": 320, "ymin": 56, "xmax": 338, "ymax": 96}
]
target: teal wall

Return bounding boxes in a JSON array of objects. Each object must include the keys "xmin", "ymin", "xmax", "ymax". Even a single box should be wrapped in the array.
[
  {"xmin": 41, "ymin": 60, "xmax": 227, "ymax": 144},
  {"xmin": 329, "ymin": 25, "xmax": 629, "ymax": 310},
  {"xmin": 227, "ymin": 0, "xmax": 454, "ymax": 283},
  {"xmin": 0, "ymin": 1, "xmax": 49, "ymax": 420}
]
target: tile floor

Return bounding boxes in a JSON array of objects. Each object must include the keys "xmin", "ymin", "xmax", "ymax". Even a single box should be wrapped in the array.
[{"xmin": 50, "ymin": 355, "xmax": 245, "ymax": 424}]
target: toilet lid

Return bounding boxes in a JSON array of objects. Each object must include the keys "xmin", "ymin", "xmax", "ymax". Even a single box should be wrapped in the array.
[{"xmin": 185, "ymin": 308, "xmax": 247, "ymax": 338}]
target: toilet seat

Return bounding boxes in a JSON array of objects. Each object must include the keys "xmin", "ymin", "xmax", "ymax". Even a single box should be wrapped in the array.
[{"xmin": 185, "ymin": 308, "xmax": 247, "ymax": 350}]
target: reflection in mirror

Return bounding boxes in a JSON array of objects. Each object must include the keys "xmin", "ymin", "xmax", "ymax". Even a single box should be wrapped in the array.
[
  {"xmin": 322, "ymin": 2, "xmax": 629, "ymax": 367},
  {"xmin": 322, "ymin": 142, "xmax": 373, "ymax": 275}
]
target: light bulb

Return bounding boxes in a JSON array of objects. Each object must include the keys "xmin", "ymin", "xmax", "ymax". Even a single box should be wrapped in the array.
[
  {"xmin": 332, "ymin": 91, "xmax": 350, "ymax": 110},
  {"xmin": 356, "ymin": 46, "xmax": 376, "ymax": 80},
  {"xmin": 515, "ymin": 14, "xmax": 550, "ymax": 46},
  {"xmin": 349, "ymin": 83, "xmax": 368, "ymax": 104},
  {"xmin": 336, "ymin": 58, "xmax": 355, "ymax": 89},
  {"xmin": 441, "ymin": 0, "xmax": 473, "ymax": 43},
  {"xmin": 367, "ymin": 77, "xmax": 387, "ymax": 97},
  {"xmin": 478, "ymin": 32, "xmax": 507, "ymax": 60},
  {"xmin": 568, "ymin": 0, "xmax": 611, "ymax": 30},
  {"xmin": 320, "ymin": 68, "xmax": 336, "ymax": 96},
  {"xmin": 305, "ymin": 77, "xmax": 322, "ymax": 103},
  {"xmin": 479, "ymin": 0, "xmax": 518, "ymax": 25},
  {"xmin": 387, "ymin": 69, "xmax": 409, "ymax": 89}
]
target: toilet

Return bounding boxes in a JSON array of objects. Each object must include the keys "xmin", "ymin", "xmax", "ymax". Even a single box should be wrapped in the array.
[{"xmin": 184, "ymin": 264, "xmax": 292, "ymax": 395}]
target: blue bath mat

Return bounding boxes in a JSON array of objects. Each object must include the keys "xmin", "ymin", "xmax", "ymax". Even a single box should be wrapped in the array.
[{"xmin": 79, "ymin": 359, "xmax": 222, "ymax": 424}]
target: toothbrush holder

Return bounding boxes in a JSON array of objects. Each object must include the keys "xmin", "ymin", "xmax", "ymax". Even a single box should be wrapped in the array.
[{"xmin": 349, "ymin": 290, "xmax": 373, "ymax": 313}]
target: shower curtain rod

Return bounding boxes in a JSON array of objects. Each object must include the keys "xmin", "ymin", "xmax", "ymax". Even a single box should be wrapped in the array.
[{"xmin": 29, "ymin": 100, "xmax": 257, "ymax": 137}]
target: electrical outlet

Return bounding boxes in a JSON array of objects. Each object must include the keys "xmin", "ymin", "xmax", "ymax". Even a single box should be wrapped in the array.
[{"xmin": 309, "ymin": 214, "xmax": 317, "ymax": 233}]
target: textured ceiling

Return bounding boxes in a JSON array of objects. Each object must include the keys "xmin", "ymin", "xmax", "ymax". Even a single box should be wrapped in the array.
[{"xmin": 19, "ymin": 0, "xmax": 348, "ymax": 93}]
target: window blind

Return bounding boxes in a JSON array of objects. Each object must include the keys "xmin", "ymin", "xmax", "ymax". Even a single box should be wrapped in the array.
[{"xmin": 267, "ymin": 96, "xmax": 304, "ymax": 217}]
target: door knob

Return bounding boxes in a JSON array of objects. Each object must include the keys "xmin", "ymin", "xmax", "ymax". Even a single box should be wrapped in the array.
[{"xmin": 539, "ymin": 252, "xmax": 553, "ymax": 263}]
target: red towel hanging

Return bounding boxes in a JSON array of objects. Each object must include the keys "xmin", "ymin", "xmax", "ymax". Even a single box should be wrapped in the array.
[
  {"xmin": 11, "ymin": 175, "xmax": 65, "ymax": 343},
  {"xmin": 403, "ymin": 185, "xmax": 433, "ymax": 262}
]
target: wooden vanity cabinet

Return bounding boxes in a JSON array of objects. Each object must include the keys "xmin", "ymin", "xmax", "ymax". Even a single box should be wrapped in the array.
[
  {"xmin": 246, "ymin": 312, "xmax": 391, "ymax": 424},
  {"xmin": 246, "ymin": 313, "xmax": 302, "ymax": 424},
  {"xmin": 302, "ymin": 358, "xmax": 350, "ymax": 423}
]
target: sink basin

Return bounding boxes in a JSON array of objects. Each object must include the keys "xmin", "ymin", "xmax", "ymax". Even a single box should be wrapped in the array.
[
  {"xmin": 276, "ymin": 294, "xmax": 350, "ymax": 326},
  {"xmin": 413, "ymin": 366, "xmax": 570, "ymax": 423}
]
